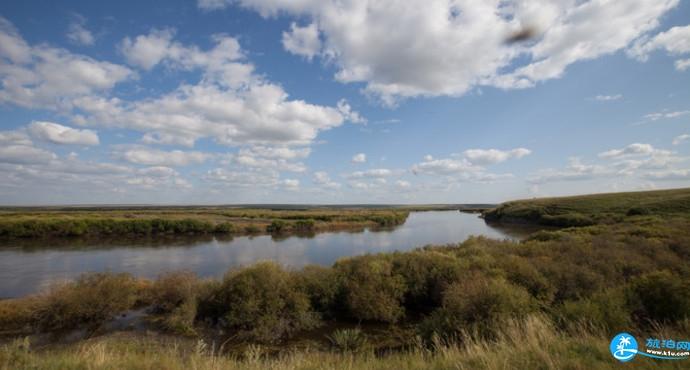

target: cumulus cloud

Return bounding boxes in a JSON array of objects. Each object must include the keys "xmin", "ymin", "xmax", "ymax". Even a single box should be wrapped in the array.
[
  {"xmin": 345, "ymin": 168, "xmax": 393, "ymax": 179},
  {"xmin": 201, "ymin": 0, "xmax": 679, "ymax": 104},
  {"xmin": 204, "ymin": 168, "xmax": 280, "ymax": 187},
  {"xmin": 351, "ymin": 153, "xmax": 366, "ymax": 163},
  {"xmin": 0, "ymin": 144, "xmax": 56, "ymax": 165},
  {"xmin": 628, "ymin": 24, "xmax": 690, "ymax": 62},
  {"xmin": 282, "ymin": 22, "xmax": 321, "ymax": 60},
  {"xmin": 120, "ymin": 148, "xmax": 211, "ymax": 167},
  {"xmin": 599, "ymin": 143, "xmax": 659, "ymax": 158},
  {"xmin": 75, "ymin": 30, "xmax": 357, "ymax": 148},
  {"xmin": 463, "ymin": 148, "xmax": 531, "ymax": 165},
  {"xmin": 66, "ymin": 14, "xmax": 95, "ymax": 46},
  {"xmin": 313, "ymin": 171, "xmax": 341, "ymax": 189},
  {"xmin": 0, "ymin": 16, "xmax": 132, "ymax": 109},
  {"xmin": 28, "ymin": 121, "xmax": 99, "ymax": 146},
  {"xmin": 529, "ymin": 158, "xmax": 608, "ymax": 184}
]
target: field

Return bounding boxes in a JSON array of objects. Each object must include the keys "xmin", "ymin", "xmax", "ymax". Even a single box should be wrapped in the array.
[{"xmin": 1, "ymin": 189, "xmax": 690, "ymax": 369}]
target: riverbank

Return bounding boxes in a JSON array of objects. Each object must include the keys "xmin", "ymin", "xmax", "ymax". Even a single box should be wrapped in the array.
[{"xmin": 1, "ymin": 189, "xmax": 689, "ymax": 368}]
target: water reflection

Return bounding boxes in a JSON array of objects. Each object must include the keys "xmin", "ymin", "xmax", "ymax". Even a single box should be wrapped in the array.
[{"xmin": 0, "ymin": 211, "xmax": 539, "ymax": 297}]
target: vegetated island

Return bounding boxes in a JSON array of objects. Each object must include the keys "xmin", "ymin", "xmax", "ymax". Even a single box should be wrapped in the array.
[
  {"xmin": 0, "ymin": 206, "xmax": 433, "ymax": 240},
  {"xmin": 1, "ymin": 188, "xmax": 690, "ymax": 369}
]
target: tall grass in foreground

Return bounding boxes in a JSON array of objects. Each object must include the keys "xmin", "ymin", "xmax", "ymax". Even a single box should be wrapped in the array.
[{"xmin": 1, "ymin": 315, "xmax": 685, "ymax": 369}]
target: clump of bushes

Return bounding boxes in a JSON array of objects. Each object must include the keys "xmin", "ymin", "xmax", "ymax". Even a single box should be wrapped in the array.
[
  {"xmin": 200, "ymin": 262, "xmax": 319, "ymax": 342},
  {"xmin": 148, "ymin": 271, "xmax": 201, "ymax": 335},
  {"xmin": 627, "ymin": 270, "xmax": 690, "ymax": 324},
  {"xmin": 293, "ymin": 219, "xmax": 316, "ymax": 232},
  {"xmin": 32, "ymin": 273, "xmax": 140, "ymax": 331},
  {"xmin": 334, "ymin": 256, "xmax": 406, "ymax": 323},
  {"xmin": 419, "ymin": 276, "xmax": 534, "ymax": 340},
  {"xmin": 266, "ymin": 220, "xmax": 288, "ymax": 234}
]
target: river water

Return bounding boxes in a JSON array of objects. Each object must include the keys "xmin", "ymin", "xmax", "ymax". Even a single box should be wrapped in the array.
[{"xmin": 0, "ymin": 211, "xmax": 537, "ymax": 297}]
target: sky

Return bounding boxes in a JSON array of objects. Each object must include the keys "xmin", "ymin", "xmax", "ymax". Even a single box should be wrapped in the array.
[{"xmin": 0, "ymin": 0, "xmax": 689, "ymax": 205}]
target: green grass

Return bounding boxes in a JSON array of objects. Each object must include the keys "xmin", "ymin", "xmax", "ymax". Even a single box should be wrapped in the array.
[{"xmin": 483, "ymin": 187, "xmax": 690, "ymax": 226}]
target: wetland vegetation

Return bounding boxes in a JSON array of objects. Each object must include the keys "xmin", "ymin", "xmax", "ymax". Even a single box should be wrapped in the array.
[{"xmin": 1, "ymin": 188, "xmax": 690, "ymax": 369}]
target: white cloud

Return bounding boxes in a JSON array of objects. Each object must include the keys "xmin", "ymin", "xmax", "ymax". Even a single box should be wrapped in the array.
[
  {"xmin": 337, "ymin": 99, "xmax": 366, "ymax": 124},
  {"xmin": 0, "ymin": 130, "xmax": 32, "ymax": 146},
  {"xmin": 643, "ymin": 169, "xmax": 690, "ymax": 181},
  {"xmin": 75, "ymin": 30, "xmax": 352, "ymax": 148},
  {"xmin": 628, "ymin": 24, "xmax": 690, "ymax": 61},
  {"xmin": 643, "ymin": 110, "xmax": 690, "ymax": 122},
  {"xmin": 598, "ymin": 143, "xmax": 657, "ymax": 159},
  {"xmin": 282, "ymin": 22, "xmax": 321, "ymax": 60},
  {"xmin": 673, "ymin": 134, "xmax": 690, "ymax": 145},
  {"xmin": 345, "ymin": 168, "xmax": 393, "ymax": 179},
  {"xmin": 204, "ymin": 168, "xmax": 280, "ymax": 187},
  {"xmin": 313, "ymin": 171, "xmax": 341, "ymax": 189},
  {"xmin": 28, "ymin": 121, "xmax": 99, "ymax": 146},
  {"xmin": 675, "ymin": 58, "xmax": 690, "ymax": 71},
  {"xmin": 395, "ymin": 180, "xmax": 411, "ymax": 188},
  {"xmin": 66, "ymin": 14, "xmax": 95, "ymax": 46},
  {"xmin": 281, "ymin": 178, "xmax": 300, "ymax": 189},
  {"xmin": 351, "ymin": 153, "xmax": 366, "ymax": 163},
  {"xmin": 0, "ymin": 144, "xmax": 56, "ymax": 164},
  {"xmin": 463, "ymin": 148, "xmax": 531, "ymax": 165},
  {"xmin": 529, "ymin": 158, "xmax": 608, "ymax": 184},
  {"xmin": 0, "ymin": 17, "xmax": 133, "ymax": 109},
  {"xmin": 203, "ymin": 0, "xmax": 679, "ymax": 104},
  {"xmin": 120, "ymin": 148, "xmax": 211, "ymax": 167},
  {"xmin": 594, "ymin": 94, "xmax": 623, "ymax": 101}
]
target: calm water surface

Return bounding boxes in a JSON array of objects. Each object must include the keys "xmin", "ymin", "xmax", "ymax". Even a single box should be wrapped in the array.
[{"xmin": 0, "ymin": 211, "xmax": 537, "ymax": 297}]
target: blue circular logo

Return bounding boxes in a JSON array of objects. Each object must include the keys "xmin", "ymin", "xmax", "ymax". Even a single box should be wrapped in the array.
[{"xmin": 610, "ymin": 332, "xmax": 638, "ymax": 362}]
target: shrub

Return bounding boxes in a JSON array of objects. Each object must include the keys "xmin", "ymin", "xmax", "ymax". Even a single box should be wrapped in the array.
[
  {"xmin": 293, "ymin": 219, "xmax": 316, "ymax": 232},
  {"xmin": 557, "ymin": 288, "xmax": 632, "ymax": 332},
  {"xmin": 266, "ymin": 220, "xmax": 287, "ymax": 234},
  {"xmin": 294, "ymin": 265, "xmax": 341, "ymax": 316},
  {"xmin": 149, "ymin": 271, "xmax": 200, "ymax": 335},
  {"xmin": 419, "ymin": 276, "xmax": 534, "ymax": 340},
  {"xmin": 390, "ymin": 251, "xmax": 466, "ymax": 311},
  {"xmin": 213, "ymin": 223, "xmax": 235, "ymax": 234},
  {"xmin": 335, "ymin": 256, "xmax": 406, "ymax": 323},
  {"xmin": 628, "ymin": 270, "xmax": 690, "ymax": 324},
  {"xmin": 208, "ymin": 262, "xmax": 318, "ymax": 342},
  {"xmin": 32, "ymin": 273, "xmax": 139, "ymax": 331}
]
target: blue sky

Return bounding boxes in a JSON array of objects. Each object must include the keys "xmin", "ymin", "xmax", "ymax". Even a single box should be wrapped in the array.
[{"xmin": 0, "ymin": 0, "xmax": 689, "ymax": 205}]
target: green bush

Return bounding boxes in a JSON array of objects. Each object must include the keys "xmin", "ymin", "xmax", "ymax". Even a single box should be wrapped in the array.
[
  {"xmin": 335, "ymin": 256, "xmax": 406, "ymax": 323},
  {"xmin": 295, "ymin": 265, "xmax": 341, "ymax": 316},
  {"xmin": 32, "ymin": 273, "xmax": 139, "ymax": 331},
  {"xmin": 207, "ymin": 262, "xmax": 318, "ymax": 342},
  {"xmin": 390, "ymin": 251, "xmax": 466, "ymax": 311},
  {"xmin": 293, "ymin": 219, "xmax": 316, "ymax": 232},
  {"xmin": 148, "ymin": 272, "xmax": 200, "ymax": 335},
  {"xmin": 628, "ymin": 270, "xmax": 690, "ymax": 323},
  {"xmin": 213, "ymin": 223, "xmax": 235, "ymax": 234},
  {"xmin": 419, "ymin": 276, "xmax": 534, "ymax": 340},
  {"xmin": 266, "ymin": 220, "xmax": 287, "ymax": 234},
  {"xmin": 557, "ymin": 288, "xmax": 632, "ymax": 332}
]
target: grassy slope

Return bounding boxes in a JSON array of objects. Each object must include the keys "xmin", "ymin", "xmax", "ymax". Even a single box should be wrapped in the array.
[{"xmin": 483, "ymin": 187, "xmax": 690, "ymax": 226}]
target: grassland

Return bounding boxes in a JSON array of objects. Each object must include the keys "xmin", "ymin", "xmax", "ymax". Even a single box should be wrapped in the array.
[
  {"xmin": 483, "ymin": 187, "xmax": 690, "ymax": 226},
  {"xmin": 1, "ymin": 189, "xmax": 690, "ymax": 368},
  {"xmin": 0, "ymin": 207, "xmax": 411, "ymax": 239}
]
